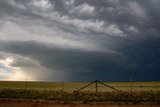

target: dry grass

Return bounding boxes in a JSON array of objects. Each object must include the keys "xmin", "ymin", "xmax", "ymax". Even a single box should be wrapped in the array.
[
  {"xmin": 0, "ymin": 81, "xmax": 159, "ymax": 92},
  {"xmin": 0, "ymin": 89, "xmax": 160, "ymax": 103},
  {"xmin": 0, "ymin": 81, "xmax": 159, "ymax": 103}
]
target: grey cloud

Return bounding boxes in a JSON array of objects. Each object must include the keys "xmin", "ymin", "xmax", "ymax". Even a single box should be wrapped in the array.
[
  {"xmin": 10, "ymin": 56, "xmax": 38, "ymax": 67},
  {"xmin": 1, "ymin": 37, "xmax": 160, "ymax": 81},
  {"xmin": 0, "ymin": 40, "xmax": 128, "ymax": 81},
  {"xmin": 69, "ymin": 3, "xmax": 96, "ymax": 16},
  {"xmin": 0, "ymin": 0, "xmax": 125, "ymax": 36},
  {"xmin": 0, "ymin": 0, "xmax": 160, "ymax": 81}
]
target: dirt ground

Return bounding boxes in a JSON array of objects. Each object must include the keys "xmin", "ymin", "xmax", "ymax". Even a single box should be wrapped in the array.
[{"xmin": 0, "ymin": 99, "xmax": 159, "ymax": 107}]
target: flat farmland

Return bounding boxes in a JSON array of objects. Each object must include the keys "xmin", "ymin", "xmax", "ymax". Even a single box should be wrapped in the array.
[
  {"xmin": 0, "ymin": 81, "xmax": 160, "ymax": 106},
  {"xmin": 0, "ymin": 81, "xmax": 159, "ymax": 92}
]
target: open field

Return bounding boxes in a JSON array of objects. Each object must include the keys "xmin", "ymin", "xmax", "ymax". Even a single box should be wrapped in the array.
[
  {"xmin": 0, "ymin": 81, "xmax": 159, "ymax": 92},
  {"xmin": 0, "ymin": 81, "xmax": 160, "ymax": 106}
]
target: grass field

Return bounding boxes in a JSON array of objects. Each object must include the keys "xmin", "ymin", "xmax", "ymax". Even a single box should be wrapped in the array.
[
  {"xmin": 0, "ymin": 81, "xmax": 159, "ymax": 92},
  {"xmin": 0, "ymin": 81, "xmax": 160, "ymax": 103}
]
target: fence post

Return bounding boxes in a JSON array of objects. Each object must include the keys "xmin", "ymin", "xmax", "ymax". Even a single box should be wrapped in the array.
[
  {"xmin": 25, "ymin": 78, "xmax": 28, "ymax": 90},
  {"xmin": 62, "ymin": 81, "xmax": 64, "ymax": 92},
  {"xmin": 130, "ymin": 78, "xmax": 133, "ymax": 92},
  {"xmin": 95, "ymin": 80, "xmax": 98, "ymax": 93}
]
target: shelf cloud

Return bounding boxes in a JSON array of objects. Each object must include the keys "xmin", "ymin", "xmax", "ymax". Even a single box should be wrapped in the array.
[{"xmin": 0, "ymin": 0, "xmax": 160, "ymax": 81}]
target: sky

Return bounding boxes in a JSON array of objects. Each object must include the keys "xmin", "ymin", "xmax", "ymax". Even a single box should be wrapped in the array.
[{"xmin": 0, "ymin": 0, "xmax": 160, "ymax": 82}]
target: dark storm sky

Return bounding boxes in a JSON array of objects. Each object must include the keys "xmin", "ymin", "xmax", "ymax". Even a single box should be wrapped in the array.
[{"xmin": 0, "ymin": 0, "xmax": 160, "ymax": 81}]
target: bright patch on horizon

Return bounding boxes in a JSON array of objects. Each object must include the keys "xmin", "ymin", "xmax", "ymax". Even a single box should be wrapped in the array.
[
  {"xmin": 5, "ymin": 70, "xmax": 26, "ymax": 81},
  {"xmin": 0, "ymin": 57, "xmax": 33, "ymax": 81}
]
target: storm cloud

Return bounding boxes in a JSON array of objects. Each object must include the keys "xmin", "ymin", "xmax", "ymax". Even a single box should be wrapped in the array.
[{"xmin": 0, "ymin": 0, "xmax": 160, "ymax": 81}]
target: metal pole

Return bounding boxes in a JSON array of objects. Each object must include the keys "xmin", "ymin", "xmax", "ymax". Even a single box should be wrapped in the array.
[
  {"xmin": 98, "ymin": 81, "xmax": 120, "ymax": 92},
  {"xmin": 130, "ymin": 78, "xmax": 133, "ymax": 92},
  {"xmin": 74, "ymin": 81, "xmax": 95, "ymax": 93}
]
